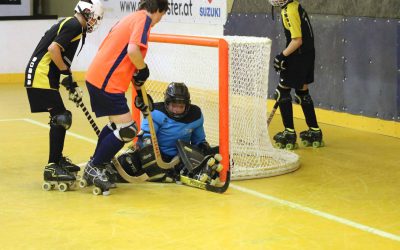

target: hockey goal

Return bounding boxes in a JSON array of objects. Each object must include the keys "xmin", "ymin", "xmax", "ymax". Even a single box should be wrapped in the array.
[{"xmin": 132, "ymin": 34, "xmax": 300, "ymax": 181}]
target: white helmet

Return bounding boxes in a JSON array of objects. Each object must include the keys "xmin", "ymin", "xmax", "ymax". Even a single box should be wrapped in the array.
[
  {"xmin": 75, "ymin": 0, "xmax": 104, "ymax": 33},
  {"xmin": 268, "ymin": 0, "xmax": 289, "ymax": 7}
]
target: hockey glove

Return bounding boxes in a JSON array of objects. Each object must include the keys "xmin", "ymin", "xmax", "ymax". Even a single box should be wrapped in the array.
[
  {"xmin": 273, "ymin": 52, "xmax": 287, "ymax": 72},
  {"xmin": 135, "ymin": 89, "xmax": 154, "ymax": 117},
  {"xmin": 133, "ymin": 64, "xmax": 150, "ymax": 87},
  {"xmin": 60, "ymin": 69, "xmax": 77, "ymax": 90}
]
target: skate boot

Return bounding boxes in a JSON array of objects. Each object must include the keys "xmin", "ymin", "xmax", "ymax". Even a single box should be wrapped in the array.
[
  {"xmin": 300, "ymin": 128, "xmax": 324, "ymax": 148},
  {"xmin": 42, "ymin": 163, "xmax": 76, "ymax": 192},
  {"xmin": 197, "ymin": 154, "xmax": 224, "ymax": 186},
  {"xmin": 59, "ymin": 156, "xmax": 81, "ymax": 179},
  {"xmin": 273, "ymin": 128, "xmax": 298, "ymax": 150},
  {"xmin": 97, "ymin": 162, "xmax": 118, "ymax": 188},
  {"xmin": 79, "ymin": 161, "xmax": 113, "ymax": 196}
]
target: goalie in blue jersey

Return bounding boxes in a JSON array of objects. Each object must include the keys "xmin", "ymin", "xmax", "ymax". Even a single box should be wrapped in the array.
[{"xmin": 108, "ymin": 82, "xmax": 220, "ymax": 183}]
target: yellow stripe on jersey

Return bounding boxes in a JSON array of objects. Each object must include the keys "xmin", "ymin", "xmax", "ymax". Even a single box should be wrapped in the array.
[
  {"xmin": 282, "ymin": 1, "xmax": 302, "ymax": 38},
  {"xmin": 57, "ymin": 17, "xmax": 73, "ymax": 34},
  {"xmin": 32, "ymin": 52, "xmax": 54, "ymax": 89},
  {"xmin": 71, "ymin": 34, "xmax": 82, "ymax": 42}
]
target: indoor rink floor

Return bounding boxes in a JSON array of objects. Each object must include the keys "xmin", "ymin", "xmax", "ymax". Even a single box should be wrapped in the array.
[{"xmin": 0, "ymin": 81, "xmax": 399, "ymax": 249}]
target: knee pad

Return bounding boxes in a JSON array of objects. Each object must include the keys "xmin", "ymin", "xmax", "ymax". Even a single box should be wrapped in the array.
[
  {"xmin": 113, "ymin": 122, "xmax": 138, "ymax": 142},
  {"xmin": 274, "ymin": 86, "xmax": 292, "ymax": 104},
  {"xmin": 294, "ymin": 89, "xmax": 313, "ymax": 105},
  {"xmin": 50, "ymin": 110, "xmax": 72, "ymax": 130}
]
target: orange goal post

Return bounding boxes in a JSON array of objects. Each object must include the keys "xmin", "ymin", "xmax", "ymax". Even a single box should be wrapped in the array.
[{"xmin": 132, "ymin": 33, "xmax": 300, "ymax": 181}]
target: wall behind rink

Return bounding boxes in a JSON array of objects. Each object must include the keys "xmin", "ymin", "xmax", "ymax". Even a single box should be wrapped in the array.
[{"xmin": 225, "ymin": 3, "xmax": 400, "ymax": 122}]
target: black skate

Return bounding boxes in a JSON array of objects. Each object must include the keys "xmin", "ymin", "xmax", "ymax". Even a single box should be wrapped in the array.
[
  {"xmin": 59, "ymin": 156, "xmax": 81, "ymax": 178},
  {"xmin": 300, "ymin": 128, "xmax": 324, "ymax": 148},
  {"xmin": 79, "ymin": 162, "xmax": 113, "ymax": 196},
  {"xmin": 42, "ymin": 163, "xmax": 76, "ymax": 192},
  {"xmin": 97, "ymin": 162, "xmax": 118, "ymax": 188},
  {"xmin": 273, "ymin": 128, "xmax": 298, "ymax": 150},
  {"xmin": 195, "ymin": 154, "xmax": 224, "ymax": 185}
]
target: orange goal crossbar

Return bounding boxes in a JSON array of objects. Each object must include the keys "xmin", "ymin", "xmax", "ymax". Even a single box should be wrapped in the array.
[{"xmin": 132, "ymin": 33, "xmax": 229, "ymax": 181}]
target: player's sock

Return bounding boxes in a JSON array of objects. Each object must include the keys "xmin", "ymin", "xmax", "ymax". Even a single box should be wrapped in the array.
[
  {"xmin": 277, "ymin": 87, "xmax": 294, "ymax": 129},
  {"xmin": 93, "ymin": 124, "xmax": 114, "ymax": 156},
  {"xmin": 92, "ymin": 133, "xmax": 124, "ymax": 165},
  {"xmin": 295, "ymin": 89, "xmax": 319, "ymax": 128},
  {"xmin": 48, "ymin": 109, "xmax": 66, "ymax": 163}
]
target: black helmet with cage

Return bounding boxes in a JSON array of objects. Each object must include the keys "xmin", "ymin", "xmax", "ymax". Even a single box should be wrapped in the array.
[{"xmin": 164, "ymin": 82, "xmax": 191, "ymax": 119}]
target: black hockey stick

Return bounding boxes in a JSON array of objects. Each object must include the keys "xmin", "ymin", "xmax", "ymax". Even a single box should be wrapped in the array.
[
  {"xmin": 140, "ymin": 85, "xmax": 180, "ymax": 169},
  {"xmin": 69, "ymin": 86, "xmax": 149, "ymax": 182},
  {"xmin": 267, "ymin": 100, "xmax": 279, "ymax": 127}
]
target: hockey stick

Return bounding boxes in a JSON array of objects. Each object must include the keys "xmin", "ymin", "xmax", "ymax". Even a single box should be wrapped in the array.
[
  {"xmin": 267, "ymin": 100, "xmax": 279, "ymax": 127},
  {"xmin": 140, "ymin": 85, "xmax": 180, "ymax": 169},
  {"xmin": 179, "ymin": 170, "xmax": 230, "ymax": 194},
  {"xmin": 69, "ymin": 86, "xmax": 149, "ymax": 182}
]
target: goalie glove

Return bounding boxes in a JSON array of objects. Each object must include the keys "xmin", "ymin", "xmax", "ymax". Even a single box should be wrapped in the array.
[
  {"xmin": 132, "ymin": 64, "xmax": 149, "ymax": 87},
  {"xmin": 60, "ymin": 69, "xmax": 78, "ymax": 90},
  {"xmin": 135, "ymin": 89, "xmax": 154, "ymax": 117},
  {"xmin": 273, "ymin": 52, "xmax": 287, "ymax": 72}
]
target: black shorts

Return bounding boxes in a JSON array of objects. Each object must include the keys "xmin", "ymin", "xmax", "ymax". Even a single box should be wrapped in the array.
[
  {"xmin": 86, "ymin": 81, "xmax": 130, "ymax": 117},
  {"xmin": 279, "ymin": 51, "xmax": 315, "ymax": 89},
  {"xmin": 26, "ymin": 87, "xmax": 65, "ymax": 113}
]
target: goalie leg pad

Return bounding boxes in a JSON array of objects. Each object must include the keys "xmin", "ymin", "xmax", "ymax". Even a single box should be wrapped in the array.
[
  {"xmin": 139, "ymin": 144, "xmax": 169, "ymax": 181},
  {"xmin": 50, "ymin": 110, "xmax": 72, "ymax": 130},
  {"xmin": 113, "ymin": 121, "xmax": 138, "ymax": 142}
]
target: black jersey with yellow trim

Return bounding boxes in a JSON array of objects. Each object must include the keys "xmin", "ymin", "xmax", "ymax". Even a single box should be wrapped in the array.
[
  {"xmin": 281, "ymin": 0, "xmax": 314, "ymax": 54},
  {"xmin": 25, "ymin": 17, "xmax": 84, "ymax": 90}
]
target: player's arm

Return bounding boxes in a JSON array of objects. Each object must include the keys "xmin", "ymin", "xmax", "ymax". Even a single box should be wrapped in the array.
[
  {"xmin": 283, "ymin": 5, "xmax": 303, "ymax": 56},
  {"xmin": 48, "ymin": 42, "xmax": 69, "ymax": 71}
]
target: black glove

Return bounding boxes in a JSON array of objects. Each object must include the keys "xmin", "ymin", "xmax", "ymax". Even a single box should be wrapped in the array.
[
  {"xmin": 133, "ymin": 64, "xmax": 149, "ymax": 87},
  {"xmin": 60, "ymin": 69, "xmax": 77, "ymax": 90},
  {"xmin": 273, "ymin": 52, "xmax": 287, "ymax": 72},
  {"xmin": 135, "ymin": 89, "xmax": 154, "ymax": 117}
]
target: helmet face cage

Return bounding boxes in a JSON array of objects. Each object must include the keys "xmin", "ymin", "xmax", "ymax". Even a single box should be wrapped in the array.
[
  {"xmin": 75, "ymin": 0, "xmax": 104, "ymax": 33},
  {"xmin": 268, "ymin": 0, "xmax": 289, "ymax": 7},
  {"xmin": 164, "ymin": 82, "xmax": 191, "ymax": 119}
]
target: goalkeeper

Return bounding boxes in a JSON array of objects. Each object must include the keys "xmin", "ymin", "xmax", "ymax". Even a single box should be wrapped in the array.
[{"xmin": 108, "ymin": 82, "xmax": 219, "ymax": 183}]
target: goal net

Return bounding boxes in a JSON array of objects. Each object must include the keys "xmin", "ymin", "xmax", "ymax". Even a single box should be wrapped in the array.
[{"xmin": 133, "ymin": 34, "xmax": 299, "ymax": 181}]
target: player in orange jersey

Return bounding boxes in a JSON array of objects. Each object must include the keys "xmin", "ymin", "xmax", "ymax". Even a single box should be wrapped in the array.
[{"xmin": 81, "ymin": 0, "xmax": 169, "ymax": 195}]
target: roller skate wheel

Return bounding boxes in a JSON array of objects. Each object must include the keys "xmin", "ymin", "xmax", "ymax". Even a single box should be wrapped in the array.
[
  {"xmin": 214, "ymin": 154, "xmax": 222, "ymax": 162},
  {"xmin": 210, "ymin": 178, "xmax": 219, "ymax": 186},
  {"xmin": 214, "ymin": 163, "xmax": 223, "ymax": 172},
  {"xmin": 92, "ymin": 187, "xmax": 102, "ymax": 196},
  {"xmin": 207, "ymin": 157, "xmax": 216, "ymax": 166},
  {"xmin": 285, "ymin": 143, "xmax": 295, "ymax": 150},
  {"xmin": 301, "ymin": 140, "xmax": 310, "ymax": 147},
  {"xmin": 199, "ymin": 173, "xmax": 209, "ymax": 183},
  {"xmin": 42, "ymin": 182, "xmax": 52, "ymax": 191},
  {"xmin": 312, "ymin": 141, "xmax": 322, "ymax": 148},
  {"xmin": 79, "ymin": 179, "xmax": 88, "ymax": 188},
  {"xmin": 274, "ymin": 142, "xmax": 283, "ymax": 149},
  {"xmin": 58, "ymin": 183, "xmax": 68, "ymax": 192}
]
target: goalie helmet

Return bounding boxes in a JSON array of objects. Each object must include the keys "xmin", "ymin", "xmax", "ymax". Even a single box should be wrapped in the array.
[
  {"xmin": 164, "ymin": 82, "xmax": 191, "ymax": 119},
  {"xmin": 268, "ymin": 0, "xmax": 289, "ymax": 7},
  {"xmin": 74, "ymin": 0, "xmax": 104, "ymax": 33}
]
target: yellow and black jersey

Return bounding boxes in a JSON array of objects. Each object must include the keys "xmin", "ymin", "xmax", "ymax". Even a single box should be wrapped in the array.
[
  {"xmin": 281, "ymin": 0, "xmax": 314, "ymax": 54},
  {"xmin": 25, "ymin": 17, "xmax": 83, "ymax": 90}
]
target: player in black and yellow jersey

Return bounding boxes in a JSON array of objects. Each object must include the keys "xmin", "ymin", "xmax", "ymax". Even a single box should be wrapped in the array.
[
  {"xmin": 269, "ymin": 0, "xmax": 323, "ymax": 149},
  {"xmin": 24, "ymin": 0, "xmax": 104, "ymax": 191}
]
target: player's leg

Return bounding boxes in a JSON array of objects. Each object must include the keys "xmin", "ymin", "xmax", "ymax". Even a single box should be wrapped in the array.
[
  {"xmin": 26, "ymin": 88, "xmax": 76, "ymax": 190},
  {"xmin": 272, "ymin": 84, "xmax": 297, "ymax": 149},
  {"xmin": 294, "ymin": 51, "xmax": 324, "ymax": 148}
]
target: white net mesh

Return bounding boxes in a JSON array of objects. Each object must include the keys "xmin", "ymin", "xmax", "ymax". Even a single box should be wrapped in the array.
[{"xmin": 144, "ymin": 35, "xmax": 299, "ymax": 180}]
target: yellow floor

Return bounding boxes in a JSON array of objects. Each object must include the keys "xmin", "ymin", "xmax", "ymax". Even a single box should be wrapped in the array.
[{"xmin": 0, "ymin": 82, "xmax": 399, "ymax": 249}]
